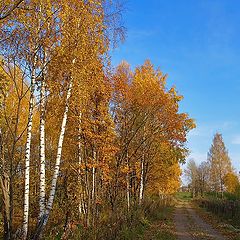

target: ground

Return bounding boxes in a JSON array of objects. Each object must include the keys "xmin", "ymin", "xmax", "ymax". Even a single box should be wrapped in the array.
[
  {"xmin": 174, "ymin": 200, "xmax": 226, "ymax": 240},
  {"xmin": 125, "ymin": 193, "xmax": 236, "ymax": 240}
]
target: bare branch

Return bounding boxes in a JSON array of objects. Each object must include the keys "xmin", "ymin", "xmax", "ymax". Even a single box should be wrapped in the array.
[{"xmin": 0, "ymin": 0, "xmax": 24, "ymax": 21}]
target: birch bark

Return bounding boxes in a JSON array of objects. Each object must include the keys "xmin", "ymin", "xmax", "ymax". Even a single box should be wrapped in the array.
[
  {"xmin": 139, "ymin": 159, "xmax": 144, "ymax": 205},
  {"xmin": 44, "ymin": 79, "xmax": 73, "ymax": 226},
  {"xmin": 33, "ymin": 78, "xmax": 73, "ymax": 239},
  {"xmin": 92, "ymin": 149, "xmax": 96, "ymax": 225},
  {"xmin": 23, "ymin": 58, "xmax": 37, "ymax": 239},
  {"xmin": 78, "ymin": 112, "xmax": 83, "ymax": 217},
  {"xmin": 39, "ymin": 63, "xmax": 46, "ymax": 219},
  {"xmin": 139, "ymin": 126, "xmax": 146, "ymax": 205}
]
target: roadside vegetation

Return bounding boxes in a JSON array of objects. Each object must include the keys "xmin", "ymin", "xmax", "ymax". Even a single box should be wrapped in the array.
[
  {"xmin": 184, "ymin": 134, "xmax": 240, "ymax": 239},
  {"xmin": 175, "ymin": 192, "xmax": 192, "ymax": 202},
  {"xmin": 175, "ymin": 192, "xmax": 240, "ymax": 239},
  {"xmin": 0, "ymin": 1, "xmax": 195, "ymax": 239},
  {"xmin": 116, "ymin": 197, "xmax": 176, "ymax": 240}
]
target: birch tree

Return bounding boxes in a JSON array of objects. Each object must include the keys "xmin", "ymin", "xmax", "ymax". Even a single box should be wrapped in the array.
[
  {"xmin": 0, "ymin": 62, "xmax": 31, "ymax": 239},
  {"xmin": 0, "ymin": 1, "xmax": 198, "ymax": 239},
  {"xmin": 23, "ymin": 54, "xmax": 37, "ymax": 239},
  {"xmin": 207, "ymin": 133, "xmax": 232, "ymax": 198},
  {"xmin": 34, "ymin": 0, "xmax": 114, "ymax": 235}
]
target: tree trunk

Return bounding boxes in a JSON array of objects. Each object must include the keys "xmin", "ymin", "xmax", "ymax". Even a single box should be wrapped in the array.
[
  {"xmin": 139, "ymin": 159, "xmax": 144, "ymax": 205},
  {"xmin": 0, "ymin": 130, "xmax": 10, "ymax": 240},
  {"xmin": 139, "ymin": 126, "xmax": 146, "ymax": 205},
  {"xmin": 0, "ymin": 172, "xmax": 10, "ymax": 240},
  {"xmin": 44, "ymin": 79, "xmax": 73, "ymax": 223},
  {"xmin": 39, "ymin": 66, "xmax": 46, "ymax": 220},
  {"xmin": 78, "ymin": 112, "xmax": 83, "ymax": 219},
  {"xmin": 92, "ymin": 148, "xmax": 96, "ymax": 226},
  {"xmin": 126, "ymin": 153, "xmax": 130, "ymax": 211},
  {"xmin": 23, "ymin": 62, "xmax": 37, "ymax": 239},
  {"xmin": 33, "ymin": 79, "xmax": 73, "ymax": 240}
]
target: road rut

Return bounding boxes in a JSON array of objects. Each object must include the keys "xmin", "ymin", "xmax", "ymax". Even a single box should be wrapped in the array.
[{"xmin": 174, "ymin": 201, "xmax": 226, "ymax": 240}]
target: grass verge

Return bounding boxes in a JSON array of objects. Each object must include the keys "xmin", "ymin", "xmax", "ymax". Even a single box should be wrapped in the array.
[{"xmin": 193, "ymin": 201, "xmax": 240, "ymax": 240}]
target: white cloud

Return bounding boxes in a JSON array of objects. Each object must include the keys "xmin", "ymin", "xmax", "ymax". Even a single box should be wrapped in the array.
[
  {"xmin": 222, "ymin": 121, "xmax": 236, "ymax": 129},
  {"xmin": 188, "ymin": 152, "xmax": 207, "ymax": 163},
  {"xmin": 188, "ymin": 121, "xmax": 236, "ymax": 138},
  {"xmin": 181, "ymin": 151, "xmax": 207, "ymax": 170}
]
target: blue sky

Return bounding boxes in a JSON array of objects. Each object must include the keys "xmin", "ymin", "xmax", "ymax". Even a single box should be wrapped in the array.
[{"xmin": 111, "ymin": 0, "xmax": 240, "ymax": 174}]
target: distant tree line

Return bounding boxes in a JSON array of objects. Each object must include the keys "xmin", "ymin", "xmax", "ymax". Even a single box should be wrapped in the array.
[
  {"xmin": 185, "ymin": 133, "xmax": 240, "ymax": 198},
  {"xmin": 0, "ymin": 1, "xmax": 195, "ymax": 239}
]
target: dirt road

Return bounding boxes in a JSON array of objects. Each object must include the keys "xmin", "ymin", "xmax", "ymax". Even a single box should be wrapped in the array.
[{"xmin": 174, "ymin": 201, "xmax": 226, "ymax": 240}]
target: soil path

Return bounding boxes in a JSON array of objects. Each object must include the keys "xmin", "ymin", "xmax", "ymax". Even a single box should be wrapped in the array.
[{"xmin": 174, "ymin": 201, "xmax": 226, "ymax": 240}]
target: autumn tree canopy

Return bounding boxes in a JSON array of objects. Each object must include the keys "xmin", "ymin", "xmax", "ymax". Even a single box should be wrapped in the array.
[
  {"xmin": 207, "ymin": 133, "xmax": 232, "ymax": 197},
  {"xmin": 186, "ymin": 133, "xmax": 238, "ymax": 199},
  {"xmin": 0, "ymin": 1, "xmax": 195, "ymax": 239}
]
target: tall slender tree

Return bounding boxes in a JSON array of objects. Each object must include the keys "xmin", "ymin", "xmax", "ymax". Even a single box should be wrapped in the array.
[{"xmin": 207, "ymin": 133, "xmax": 232, "ymax": 198}]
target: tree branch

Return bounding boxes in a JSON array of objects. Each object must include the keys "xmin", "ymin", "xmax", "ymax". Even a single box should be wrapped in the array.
[{"xmin": 0, "ymin": 0, "xmax": 24, "ymax": 21}]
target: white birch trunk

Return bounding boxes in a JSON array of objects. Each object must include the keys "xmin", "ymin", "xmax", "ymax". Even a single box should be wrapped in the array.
[
  {"xmin": 139, "ymin": 159, "xmax": 144, "ymax": 205},
  {"xmin": 91, "ymin": 143, "xmax": 97, "ymax": 226},
  {"xmin": 92, "ymin": 165, "xmax": 96, "ymax": 201},
  {"xmin": 39, "ymin": 69, "xmax": 46, "ymax": 219},
  {"xmin": 139, "ymin": 126, "xmax": 146, "ymax": 205},
  {"xmin": 44, "ymin": 79, "xmax": 73, "ymax": 225},
  {"xmin": 23, "ymin": 62, "xmax": 36, "ymax": 239}
]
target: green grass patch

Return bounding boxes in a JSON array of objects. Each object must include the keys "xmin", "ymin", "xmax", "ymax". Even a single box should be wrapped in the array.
[
  {"xmin": 118, "ymin": 219, "xmax": 149, "ymax": 240},
  {"xmin": 175, "ymin": 192, "xmax": 192, "ymax": 201},
  {"xmin": 117, "ymin": 199, "xmax": 176, "ymax": 240},
  {"xmin": 44, "ymin": 198, "xmax": 176, "ymax": 240}
]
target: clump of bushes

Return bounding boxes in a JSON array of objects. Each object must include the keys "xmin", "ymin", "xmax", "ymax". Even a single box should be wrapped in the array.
[
  {"xmin": 47, "ymin": 196, "xmax": 175, "ymax": 240},
  {"xmin": 196, "ymin": 198, "xmax": 240, "ymax": 227}
]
